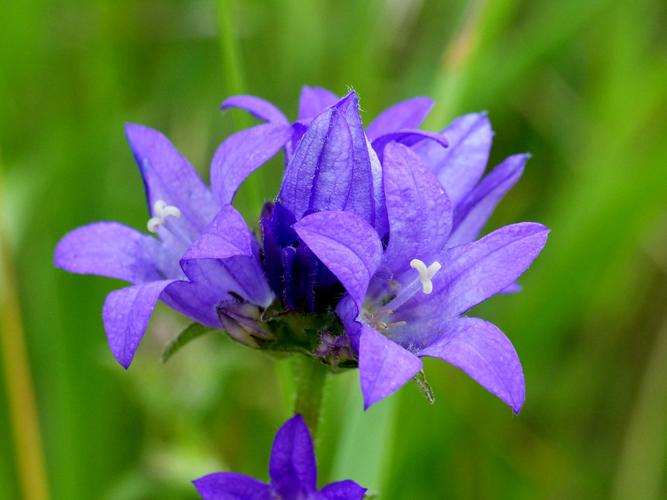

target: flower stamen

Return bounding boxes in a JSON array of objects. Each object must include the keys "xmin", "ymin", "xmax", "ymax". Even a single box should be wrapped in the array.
[{"xmin": 147, "ymin": 200, "xmax": 181, "ymax": 233}]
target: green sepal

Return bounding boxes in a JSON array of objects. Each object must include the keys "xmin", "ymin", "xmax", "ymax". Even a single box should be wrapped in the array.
[{"xmin": 412, "ymin": 370, "xmax": 435, "ymax": 404}]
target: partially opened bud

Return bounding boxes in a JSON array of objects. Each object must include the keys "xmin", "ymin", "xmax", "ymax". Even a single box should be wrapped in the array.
[{"xmin": 217, "ymin": 299, "xmax": 272, "ymax": 348}]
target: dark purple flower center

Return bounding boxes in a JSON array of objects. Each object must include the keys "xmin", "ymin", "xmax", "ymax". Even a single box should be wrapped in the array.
[{"xmin": 260, "ymin": 202, "xmax": 344, "ymax": 313}]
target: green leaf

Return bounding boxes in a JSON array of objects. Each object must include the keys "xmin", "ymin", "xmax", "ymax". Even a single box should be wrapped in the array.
[{"xmin": 160, "ymin": 323, "xmax": 215, "ymax": 363}]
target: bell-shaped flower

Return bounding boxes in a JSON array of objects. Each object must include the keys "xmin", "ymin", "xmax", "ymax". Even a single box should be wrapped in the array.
[
  {"xmin": 292, "ymin": 142, "xmax": 549, "ymax": 412},
  {"xmin": 54, "ymin": 124, "xmax": 280, "ymax": 368}
]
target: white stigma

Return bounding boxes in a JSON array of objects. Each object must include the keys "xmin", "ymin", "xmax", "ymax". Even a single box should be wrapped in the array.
[
  {"xmin": 147, "ymin": 200, "xmax": 181, "ymax": 233},
  {"xmin": 410, "ymin": 259, "xmax": 441, "ymax": 294}
]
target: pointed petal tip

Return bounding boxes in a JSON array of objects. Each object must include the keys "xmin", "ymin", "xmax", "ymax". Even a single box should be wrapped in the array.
[
  {"xmin": 287, "ymin": 413, "xmax": 307, "ymax": 429},
  {"xmin": 124, "ymin": 122, "xmax": 151, "ymax": 139},
  {"xmin": 511, "ymin": 152, "xmax": 531, "ymax": 164},
  {"xmin": 338, "ymin": 89, "xmax": 359, "ymax": 105},
  {"xmin": 414, "ymin": 96, "xmax": 435, "ymax": 105},
  {"xmin": 522, "ymin": 221, "xmax": 551, "ymax": 236},
  {"xmin": 118, "ymin": 357, "xmax": 132, "ymax": 370},
  {"xmin": 362, "ymin": 391, "xmax": 379, "ymax": 411},
  {"xmin": 109, "ymin": 335, "xmax": 135, "ymax": 370},
  {"xmin": 498, "ymin": 153, "xmax": 530, "ymax": 179},
  {"xmin": 124, "ymin": 123, "xmax": 167, "ymax": 153},
  {"xmin": 359, "ymin": 326, "xmax": 423, "ymax": 409},
  {"xmin": 459, "ymin": 111, "xmax": 493, "ymax": 132},
  {"xmin": 362, "ymin": 395, "xmax": 371, "ymax": 411}
]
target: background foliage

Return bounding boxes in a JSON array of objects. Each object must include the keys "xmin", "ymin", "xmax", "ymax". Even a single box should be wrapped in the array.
[{"xmin": 1, "ymin": 0, "xmax": 667, "ymax": 498}]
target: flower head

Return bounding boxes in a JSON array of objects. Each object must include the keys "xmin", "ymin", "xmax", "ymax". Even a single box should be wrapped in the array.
[
  {"xmin": 193, "ymin": 414, "xmax": 366, "ymax": 500},
  {"xmin": 193, "ymin": 89, "xmax": 548, "ymax": 411},
  {"xmin": 293, "ymin": 139, "xmax": 548, "ymax": 412},
  {"xmin": 55, "ymin": 86, "xmax": 548, "ymax": 415}
]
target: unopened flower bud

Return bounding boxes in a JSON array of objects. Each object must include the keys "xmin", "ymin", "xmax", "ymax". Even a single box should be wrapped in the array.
[{"xmin": 217, "ymin": 299, "xmax": 272, "ymax": 348}]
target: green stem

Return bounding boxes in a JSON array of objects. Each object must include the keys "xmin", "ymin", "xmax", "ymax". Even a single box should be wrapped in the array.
[{"xmin": 293, "ymin": 355, "xmax": 328, "ymax": 438}]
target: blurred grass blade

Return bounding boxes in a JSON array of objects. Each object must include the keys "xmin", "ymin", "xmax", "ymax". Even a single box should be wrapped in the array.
[
  {"xmin": 612, "ymin": 313, "xmax": 667, "ymax": 500},
  {"xmin": 215, "ymin": 0, "xmax": 246, "ymax": 102},
  {"xmin": 215, "ymin": 0, "xmax": 264, "ymax": 215},
  {"xmin": 161, "ymin": 323, "xmax": 215, "ymax": 363},
  {"xmin": 0, "ymin": 158, "xmax": 50, "ymax": 500},
  {"xmin": 331, "ymin": 384, "xmax": 398, "ymax": 495}
]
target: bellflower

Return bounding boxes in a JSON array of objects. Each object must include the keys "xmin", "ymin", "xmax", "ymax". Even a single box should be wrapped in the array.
[
  {"xmin": 214, "ymin": 90, "xmax": 445, "ymax": 312},
  {"xmin": 293, "ymin": 142, "xmax": 548, "ymax": 411},
  {"xmin": 56, "ymin": 86, "xmax": 548, "ymax": 415},
  {"xmin": 193, "ymin": 414, "xmax": 366, "ymax": 500},
  {"xmin": 54, "ymin": 123, "xmax": 286, "ymax": 368},
  {"xmin": 193, "ymin": 91, "xmax": 446, "ymax": 360},
  {"xmin": 205, "ymin": 89, "xmax": 549, "ymax": 411}
]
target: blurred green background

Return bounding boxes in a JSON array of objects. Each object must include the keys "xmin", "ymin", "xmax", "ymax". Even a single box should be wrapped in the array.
[{"xmin": 1, "ymin": 0, "xmax": 667, "ymax": 498}]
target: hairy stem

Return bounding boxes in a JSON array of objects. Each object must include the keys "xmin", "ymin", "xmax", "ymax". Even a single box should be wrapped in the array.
[{"xmin": 293, "ymin": 355, "xmax": 328, "ymax": 439}]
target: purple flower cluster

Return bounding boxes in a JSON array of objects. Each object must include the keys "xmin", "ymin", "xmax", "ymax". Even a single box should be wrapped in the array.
[
  {"xmin": 55, "ymin": 86, "xmax": 548, "ymax": 414},
  {"xmin": 194, "ymin": 414, "xmax": 366, "ymax": 500}
]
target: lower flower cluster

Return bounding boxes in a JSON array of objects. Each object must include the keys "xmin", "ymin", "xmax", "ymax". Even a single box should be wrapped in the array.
[{"xmin": 55, "ymin": 86, "xmax": 549, "ymax": 498}]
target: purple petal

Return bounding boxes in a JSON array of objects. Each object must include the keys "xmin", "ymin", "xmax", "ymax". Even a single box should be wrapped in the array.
[
  {"xmin": 102, "ymin": 280, "xmax": 175, "ymax": 368},
  {"xmin": 182, "ymin": 205, "xmax": 255, "ymax": 261},
  {"xmin": 336, "ymin": 295, "xmax": 362, "ymax": 352},
  {"xmin": 501, "ymin": 282, "xmax": 522, "ymax": 294},
  {"xmin": 335, "ymin": 93, "xmax": 376, "ymax": 226},
  {"xmin": 279, "ymin": 106, "xmax": 352, "ymax": 219},
  {"xmin": 419, "ymin": 317, "xmax": 525, "ymax": 413},
  {"xmin": 366, "ymin": 97, "xmax": 434, "ymax": 141},
  {"xmin": 210, "ymin": 123, "xmax": 292, "ymax": 205},
  {"xmin": 359, "ymin": 325, "xmax": 422, "ymax": 409},
  {"xmin": 179, "ymin": 205, "xmax": 272, "ymax": 308},
  {"xmin": 372, "ymin": 129, "xmax": 448, "ymax": 162},
  {"xmin": 449, "ymin": 154, "xmax": 527, "ymax": 247},
  {"xmin": 293, "ymin": 211, "xmax": 383, "ymax": 307},
  {"xmin": 125, "ymin": 124, "xmax": 217, "ymax": 234},
  {"xmin": 382, "ymin": 142, "xmax": 452, "ymax": 274},
  {"xmin": 161, "ymin": 280, "xmax": 222, "ymax": 328},
  {"xmin": 220, "ymin": 94, "xmax": 289, "ymax": 124},
  {"xmin": 319, "ymin": 480, "xmax": 367, "ymax": 500},
  {"xmin": 166, "ymin": 206, "xmax": 273, "ymax": 325},
  {"xmin": 193, "ymin": 472, "xmax": 272, "ymax": 500},
  {"xmin": 415, "ymin": 112, "xmax": 493, "ymax": 205},
  {"xmin": 395, "ymin": 223, "xmax": 549, "ymax": 328},
  {"xmin": 180, "ymin": 256, "xmax": 273, "ymax": 310},
  {"xmin": 368, "ymin": 142, "xmax": 388, "ymax": 237},
  {"xmin": 269, "ymin": 415, "xmax": 317, "ymax": 497},
  {"xmin": 54, "ymin": 222, "xmax": 162, "ymax": 283},
  {"xmin": 280, "ymin": 93, "xmax": 375, "ymax": 224},
  {"xmin": 298, "ymin": 86, "xmax": 338, "ymax": 120}
]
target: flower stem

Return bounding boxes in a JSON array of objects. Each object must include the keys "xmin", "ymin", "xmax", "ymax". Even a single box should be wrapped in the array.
[{"xmin": 293, "ymin": 355, "xmax": 328, "ymax": 438}]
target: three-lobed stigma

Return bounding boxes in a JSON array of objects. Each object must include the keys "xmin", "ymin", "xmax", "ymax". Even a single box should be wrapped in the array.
[
  {"xmin": 147, "ymin": 200, "xmax": 181, "ymax": 233},
  {"xmin": 410, "ymin": 258, "xmax": 441, "ymax": 294}
]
